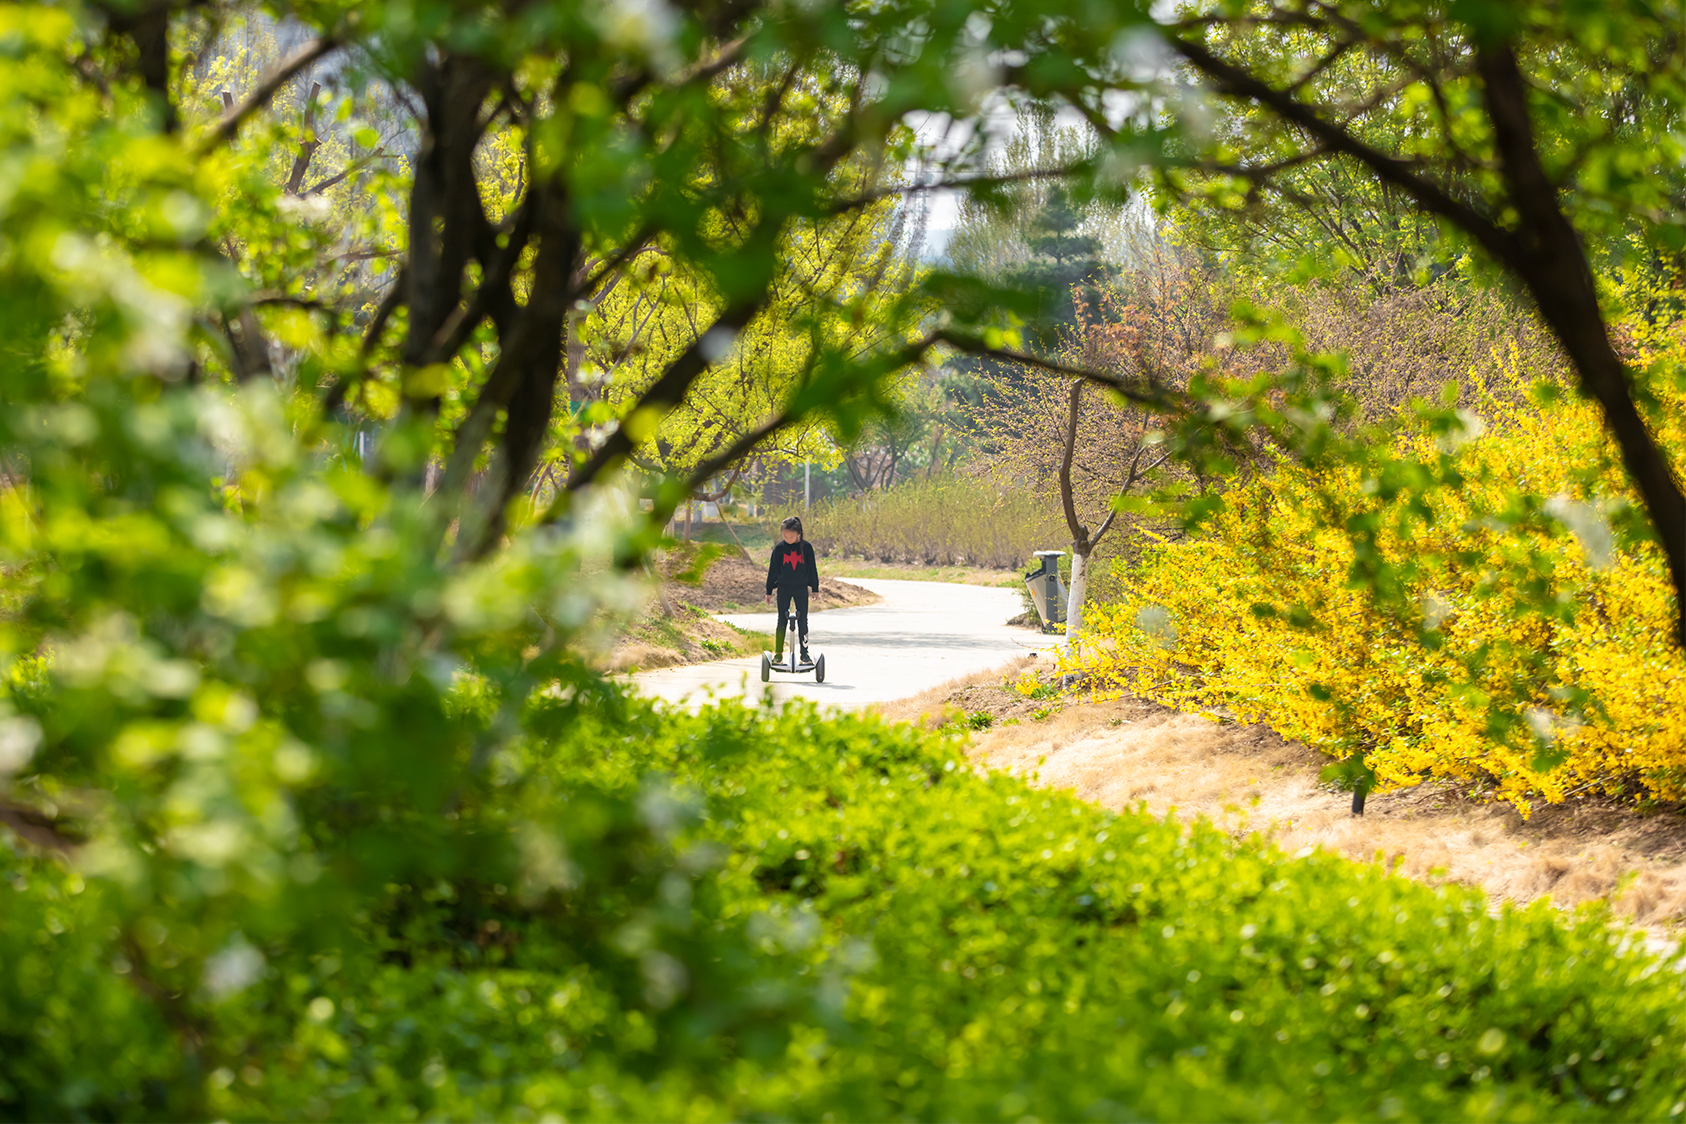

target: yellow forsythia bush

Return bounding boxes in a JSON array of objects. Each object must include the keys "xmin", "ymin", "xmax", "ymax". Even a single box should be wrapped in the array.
[{"xmin": 1069, "ymin": 351, "xmax": 1686, "ymax": 816}]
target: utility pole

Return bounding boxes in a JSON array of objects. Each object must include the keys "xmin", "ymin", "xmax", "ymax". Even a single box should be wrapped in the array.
[{"xmin": 804, "ymin": 461, "xmax": 810, "ymax": 510}]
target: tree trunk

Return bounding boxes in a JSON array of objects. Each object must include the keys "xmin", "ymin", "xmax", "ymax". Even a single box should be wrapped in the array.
[
  {"xmin": 1058, "ymin": 381, "xmax": 1088, "ymax": 654},
  {"xmin": 1063, "ymin": 546, "xmax": 1089, "ymax": 655},
  {"xmin": 650, "ymin": 552, "xmax": 675, "ymax": 619},
  {"xmin": 845, "ymin": 454, "xmax": 872, "ymax": 494},
  {"xmin": 283, "ymin": 82, "xmax": 322, "ymax": 196},
  {"xmin": 1475, "ymin": 43, "xmax": 1686, "ymax": 646},
  {"xmin": 1171, "ymin": 35, "xmax": 1686, "ymax": 647}
]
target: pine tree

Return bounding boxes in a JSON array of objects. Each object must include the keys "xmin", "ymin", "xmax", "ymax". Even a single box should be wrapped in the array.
[
  {"xmin": 1006, "ymin": 184, "xmax": 1112, "ymax": 353},
  {"xmin": 1025, "ymin": 186, "xmax": 1103, "ymax": 265}
]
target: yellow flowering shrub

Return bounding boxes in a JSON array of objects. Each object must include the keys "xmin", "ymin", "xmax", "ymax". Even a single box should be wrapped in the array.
[{"xmin": 1068, "ymin": 351, "xmax": 1686, "ymax": 816}]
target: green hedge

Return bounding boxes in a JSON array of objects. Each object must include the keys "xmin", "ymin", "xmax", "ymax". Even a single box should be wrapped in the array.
[{"xmin": 6, "ymin": 693, "xmax": 1685, "ymax": 1121}]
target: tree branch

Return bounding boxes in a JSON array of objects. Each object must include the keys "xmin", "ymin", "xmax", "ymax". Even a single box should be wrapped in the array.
[
  {"xmin": 1474, "ymin": 40, "xmax": 1686, "ymax": 646},
  {"xmin": 1287, "ymin": 37, "xmax": 1357, "ymax": 95},
  {"xmin": 306, "ymin": 149, "xmax": 392, "ymax": 196},
  {"xmin": 248, "ymin": 291, "xmax": 332, "ymax": 310},
  {"xmin": 572, "ymin": 224, "xmax": 658, "ymax": 304},
  {"xmin": 933, "ymin": 331, "xmax": 1183, "ymax": 411},
  {"xmin": 424, "ymin": 200, "xmax": 535, "ymax": 365},
  {"xmin": 1094, "ymin": 446, "xmax": 1174, "ymax": 548},
  {"xmin": 196, "ymin": 38, "xmax": 340, "ymax": 156},
  {"xmin": 675, "ymin": 417, "xmax": 796, "ymax": 510},
  {"xmin": 1165, "ymin": 33, "xmax": 1516, "ymax": 264},
  {"xmin": 0, "ymin": 799, "xmax": 80, "ymax": 854},
  {"xmin": 283, "ymin": 82, "xmax": 323, "ymax": 195},
  {"xmin": 559, "ymin": 296, "xmax": 771, "ymax": 499},
  {"xmin": 827, "ymin": 164, "xmax": 1090, "ymax": 216},
  {"xmin": 359, "ymin": 271, "xmax": 405, "ymax": 358}
]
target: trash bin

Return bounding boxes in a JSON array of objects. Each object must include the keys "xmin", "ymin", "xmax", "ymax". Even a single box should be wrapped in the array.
[{"xmin": 1023, "ymin": 551, "xmax": 1067, "ymax": 633}]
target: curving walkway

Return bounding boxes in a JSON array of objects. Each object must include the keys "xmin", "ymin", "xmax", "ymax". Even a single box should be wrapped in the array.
[{"xmin": 631, "ymin": 578, "xmax": 1044, "ymax": 710}]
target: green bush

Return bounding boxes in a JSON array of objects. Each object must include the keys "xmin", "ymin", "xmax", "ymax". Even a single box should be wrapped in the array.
[
  {"xmin": 9, "ymin": 692, "xmax": 1685, "ymax": 1121},
  {"xmin": 806, "ymin": 473, "xmax": 1064, "ymax": 568},
  {"xmin": 3, "ymin": 7, "xmax": 1685, "ymax": 1120}
]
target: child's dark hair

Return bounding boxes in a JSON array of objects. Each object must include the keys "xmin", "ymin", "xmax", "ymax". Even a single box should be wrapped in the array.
[{"xmin": 781, "ymin": 515, "xmax": 803, "ymax": 537}]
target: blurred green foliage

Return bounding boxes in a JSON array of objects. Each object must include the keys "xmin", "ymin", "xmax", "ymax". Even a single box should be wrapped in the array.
[{"xmin": 4, "ymin": 0, "xmax": 1686, "ymax": 1117}]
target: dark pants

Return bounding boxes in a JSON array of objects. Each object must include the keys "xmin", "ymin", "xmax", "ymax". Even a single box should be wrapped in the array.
[{"xmin": 774, "ymin": 587, "xmax": 809, "ymax": 652}]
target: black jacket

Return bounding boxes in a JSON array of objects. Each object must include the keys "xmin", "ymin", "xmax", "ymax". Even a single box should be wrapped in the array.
[{"xmin": 766, "ymin": 539, "xmax": 819, "ymax": 594}]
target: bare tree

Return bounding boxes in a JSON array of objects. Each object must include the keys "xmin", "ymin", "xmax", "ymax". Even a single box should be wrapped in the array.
[
  {"xmin": 1055, "ymin": 380, "xmax": 1172, "ymax": 651},
  {"xmin": 978, "ymin": 231, "xmax": 1226, "ymax": 640}
]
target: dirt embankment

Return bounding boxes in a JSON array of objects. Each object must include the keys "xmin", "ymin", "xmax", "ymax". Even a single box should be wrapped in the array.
[
  {"xmin": 605, "ymin": 550, "xmax": 880, "ymax": 672},
  {"xmin": 604, "ymin": 608, "xmax": 760, "ymax": 674},
  {"xmin": 880, "ymin": 661, "xmax": 1686, "ymax": 933},
  {"xmin": 670, "ymin": 552, "xmax": 879, "ymax": 614}
]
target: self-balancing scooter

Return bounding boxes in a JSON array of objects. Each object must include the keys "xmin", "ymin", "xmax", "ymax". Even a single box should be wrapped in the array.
[{"xmin": 760, "ymin": 615, "xmax": 824, "ymax": 683}]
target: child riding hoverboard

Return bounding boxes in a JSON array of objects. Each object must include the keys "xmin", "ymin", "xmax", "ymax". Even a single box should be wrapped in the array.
[{"xmin": 760, "ymin": 516, "xmax": 825, "ymax": 683}]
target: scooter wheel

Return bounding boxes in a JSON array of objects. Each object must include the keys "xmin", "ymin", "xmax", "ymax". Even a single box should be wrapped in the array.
[
  {"xmin": 760, "ymin": 652, "xmax": 771, "ymax": 683},
  {"xmin": 814, "ymin": 654, "xmax": 825, "ymax": 683}
]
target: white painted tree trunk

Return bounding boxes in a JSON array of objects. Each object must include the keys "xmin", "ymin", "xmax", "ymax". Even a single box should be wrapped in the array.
[{"xmin": 1063, "ymin": 548, "xmax": 1088, "ymax": 654}]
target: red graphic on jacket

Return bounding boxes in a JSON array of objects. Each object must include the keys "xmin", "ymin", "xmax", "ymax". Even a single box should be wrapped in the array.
[{"xmin": 767, "ymin": 539, "xmax": 819, "ymax": 594}]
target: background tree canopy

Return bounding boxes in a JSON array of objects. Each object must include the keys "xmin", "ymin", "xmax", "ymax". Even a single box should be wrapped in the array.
[{"xmin": 4, "ymin": 0, "xmax": 1686, "ymax": 1117}]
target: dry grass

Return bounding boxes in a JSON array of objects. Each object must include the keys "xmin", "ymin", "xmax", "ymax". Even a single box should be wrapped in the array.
[
  {"xmin": 879, "ymin": 669, "xmax": 1686, "ymax": 932},
  {"xmin": 823, "ymin": 559, "xmax": 1023, "ymax": 587},
  {"xmin": 872, "ymin": 655, "xmax": 1041, "ymax": 727},
  {"xmin": 602, "ymin": 550, "xmax": 882, "ymax": 673},
  {"xmin": 602, "ymin": 610, "xmax": 762, "ymax": 673},
  {"xmin": 806, "ymin": 473, "xmax": 1063, "ymax": 569}
]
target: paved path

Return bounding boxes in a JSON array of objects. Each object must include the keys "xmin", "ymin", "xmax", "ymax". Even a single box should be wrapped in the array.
[{"xmin": 632, "ymin": 578, "xmax": 1046, "ymax": 711}]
